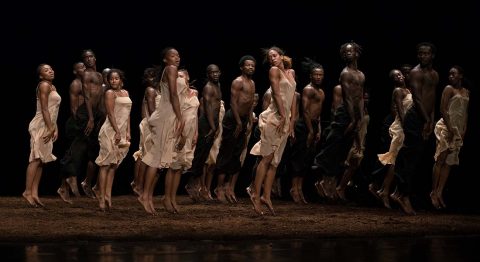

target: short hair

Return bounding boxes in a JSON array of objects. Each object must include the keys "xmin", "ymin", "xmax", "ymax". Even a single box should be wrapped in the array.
[
  {"xmin": 239, "ymin": 55, "xmax": 256, "ymax": 67},
  {"xmin": 81, "ymin": 49, "xmax": 95, "ymax": 59},
  {"xmin": 416, "ymin": 42, "xmax": 436, "ymax": 55},
  {"xmin": 206, "ymin": 64, "xmax": 220, "ymax": 73}
]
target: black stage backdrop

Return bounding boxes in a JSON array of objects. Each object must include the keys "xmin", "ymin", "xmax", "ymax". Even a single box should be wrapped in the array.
[{"xmin": 3, "ymin": 0, "xmax": 478, "ymax": 211}]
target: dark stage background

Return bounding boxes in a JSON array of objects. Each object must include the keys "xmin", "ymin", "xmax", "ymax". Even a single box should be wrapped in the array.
[{"xmin": 4, "ymin": 1, "xmax": 479, "ymax": 211}]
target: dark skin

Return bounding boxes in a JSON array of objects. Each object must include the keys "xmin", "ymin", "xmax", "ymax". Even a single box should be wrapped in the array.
[
  {"xmin": 81, "ymin": 51, "xmax": 104, "ymax": 136},
  {"xmin": 409, "ymin": 44, "xmax": 439, "ymax": 139},
  {"xmin": 340, "ymin": 44, "xmax": 365, "ymax": 148},
  {"xmin": 203, "ymin": 65, "xmax": 222, "ymax": 138},
  {"xmin": 230, "ymin": 59, "xmax": 256, "ymax": 138},
  {"xmin": 70, "ymin": 62, "xmax": 86, "ymax": 118},
  {"xmin": 302, "ymin": 68, "xmax": 325, "ymax": 147},
  {"xmin": 390, "ymin": 70, "xmax": 410, "ymax": 124}
]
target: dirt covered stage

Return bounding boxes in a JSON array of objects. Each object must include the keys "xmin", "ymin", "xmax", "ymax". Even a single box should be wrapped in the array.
[{"xmin": 1, "ymin": 195, "xmax": 480, "ymax": 243}]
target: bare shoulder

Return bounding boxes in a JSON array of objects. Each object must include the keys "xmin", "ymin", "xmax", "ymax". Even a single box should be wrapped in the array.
[{"xmin": 38, "ymin": 81, "xmax": 51, "ymax": 92}]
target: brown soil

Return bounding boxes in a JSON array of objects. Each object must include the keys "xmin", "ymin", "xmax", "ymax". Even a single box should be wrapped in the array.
[{"xmin": 2, "ymin": 196, "xmax": 479, "ymax": 242}]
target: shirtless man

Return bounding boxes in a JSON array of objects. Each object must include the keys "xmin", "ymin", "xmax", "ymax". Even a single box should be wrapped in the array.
[
  {"xmin": 393, "ymin": 42, "xmax": 438, "ymax": 215},
  {"xmin": 289, "ymin": 60, "xmax": 325, "ymax": 203},
  {"xmin": 214, "ymin": 56, "xmax": 256, "ymax": 202},
  {"xmin": 58, "ymin": 61, "xmax": 85, "ymax": 203},
  {"xmin": 79, "ymin": 49, "xmax": 106, "ymax": 198},
  {"xmin": 313, "ymin": 42, "xmax": 365, "ymax": 199},
  {"xmin": 185, "ymin": 64, "xmax": 222, "ymax": 200}
]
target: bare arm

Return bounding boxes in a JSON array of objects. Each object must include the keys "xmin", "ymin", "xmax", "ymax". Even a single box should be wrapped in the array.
[
  {"xmin": 332, "ymin": 85, "xmax": 343, "ymax": 113},
  {"xmin": 302, "ymin": 87, "xmax": 315, "ymax": 135},
  {"xmin": 81, "ymin": 73, "xmax": 95, "ymax": 135},
  {"xmin": 166, "ymin": 65, "xmax": 184, "ymax": 138},
  {"xmin": 38, "ymin": 82, "xmax": 55, "ymax": 143},
  {"xmin": 270, "ymin": 67, "xmax": 287, "ymax": 134},
  {"xmin": 439, "ymin": 86, "xmax": 455, "ymax": 134},
  {"xmin": 262, "ymin": 91, "xmax": 272, "ymax": 111},
  {"xmin": 104, "ymin": 90, "xmax": 121, "ymax": 144},
  {"xmin": 69, "ymin": 80, "xmax": 82, "ymax": 117},
  {"xmin": 230, "ymin": 78, "xmax": 243, "ymax": 138},
  {"xmin": 203, "ymin": 84, "xmax": 218, "ymax": 134},
  {"xmin": 393, "ymin": 88, "xmax": 405, "ymax": 124},
  {"xmin": 145, "ymin": 86, "xmax": 157, "ymax": 115},
  {"xmin": 126, "ymin": 90, "xmax": 131, "ymax": 141}
]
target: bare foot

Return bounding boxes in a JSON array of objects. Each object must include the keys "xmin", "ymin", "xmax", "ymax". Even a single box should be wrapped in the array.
[
  {"xmin": 32, "ymin": 196, "xmax": 45, "ymax": 208},
  {"xmin": 314, "ymin": 181, "xmax": 327, "ymax": 198},
  {"xmin": 163, "ymin": 199, "xmax": 175, "ymax": 214},
  {"xmin": 105, "ymin": 196, "xmax": 112, "ymax": 209},
  {"xmin": 199, "ymin": 187, "xmax": 212, "ymax": 201},
  {"xmin": 438, "ymin": 194, "xmax": 447, "ymax": 209},
  {"xmin": 247, "ymin": 188, "xmax": 263, "ymax": 215},
  {"xmin": 368, "ymin": 184, "xmax": 381, "ymax": 200},
  {"xmin": 290, "ymin": 188, "xmax": 301, "ymax": 203},
  {"xmin": 57, "ymin": 188, "xmax": 73, "ymax": 204},
  {"xmin": 430, "ymin": 191, "xmax": 442, "ymax": 209},
  {"xmin": 149, "ymin": 200, "xmax": 157, "ymax": 215},
  {"xmin": 22, "ymin": 192, "xmax": 37, "ymax": 207},
  {"xmin": 185, "ymin": 184, "xmax": 199, "ymax": 202},
  {"xmin": 260, "ymin": 196, "xmax": 275, "ymax": 216},
  {"xmin": 81, "ymin": 181, "xmax": 95, "ymax": 199},
  {"xmin": 378, "ymin": 191, "xmax": 391, "ymax": 209},
  {"xmin": 92, "ymin": 186, "xmax": 100, "ymax": 200},
  {"xmin": 66, "ymin": 177, "xmax": 80, "ymax": 197},
  {"xmin": 131, "ymin": 181, "xmax": 142, "ymax": 196},
  {"xmin": 171, "ymin": 201, "xmax": 180, "ymax": 214},
  {"xmin": 98, "ymin": 200, "xmax": 106, "ymax": 212},
  {"xmin": 298, "ymin": 189, "xmax": 308, "ymax": 204},
  {"xmin": 137, "ymin": 196, "xmax": 153, "ymax": 214},
  {"xmin": 336, "ymin": 187, "xmax": 348, "ymax": 201},
  {"xmin": 393, "ymin": 195, "xmax": 416, "ymax": 215},
  {"xmin": 214, "ymin": 187, "xmax": 227, "ymax": 203}
]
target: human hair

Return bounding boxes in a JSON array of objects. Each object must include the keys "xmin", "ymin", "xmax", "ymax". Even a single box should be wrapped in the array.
[
  {"xmin": 239, "ymin": 55, "xmax": 256, "ymax": 67},
  {"xmin": 161, "ymin": 47, "xmax": 176, "ymax": 61},
  {"xmin": 339, "ymin": 41, "xmax": 362, "ymax": 57},
  {"xmin": 416, "ymin": 42, "xmax": 436, "ymax": 55},
  {"xmin": 451, "ymin": 65, "xmax": 464, "ymax": 76},
  {"xmin": 206, "ymin": 64, "xmax": 219, "ymax": 73},
  {"xmin": 107, "ymin": 68, "xmax": 126, "ymax": 83},
  {"xmin": 36, "ymin": 63, "xmax": 49, "ymax": 78},
  {"xmin": 81, "ymin": 49, "xmax": 95, "ymax": 59},
  {"xmin": 142, "ymin": 67, "xmax": 157, "ymax": 86},
  {"xmin": 283, "ymin": 55, "xmax": 292, "ymax": 69},
  {"xmin": 262, "ymin": 46, "xmax": 285, "ymax": 64},
  {"xmin": 302, "ymin": 57, "xmax": 323, "ymax": 74}
]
